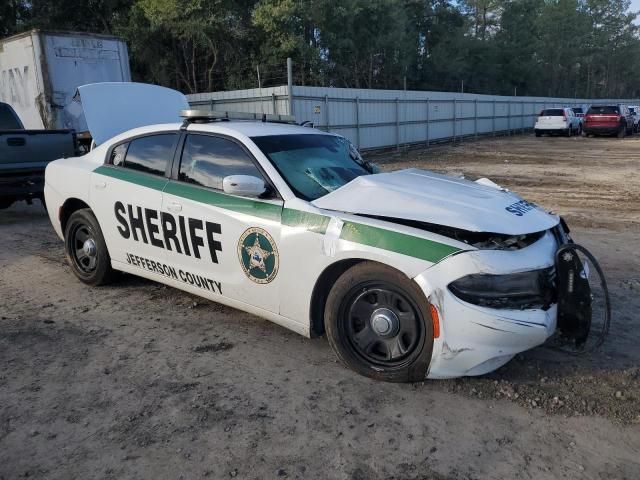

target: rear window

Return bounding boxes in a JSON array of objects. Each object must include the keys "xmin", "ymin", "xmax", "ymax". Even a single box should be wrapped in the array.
[
  {"xmin": 540, "ymin": 109, "xmax": 564, "ymax": 116},
  {"xmin": 587, "ymin": 106, "xmax": 619, "ymax": 115},
  {"xmin": 0, "ymin": 104, "xmax": 22, "ymax": 129}
]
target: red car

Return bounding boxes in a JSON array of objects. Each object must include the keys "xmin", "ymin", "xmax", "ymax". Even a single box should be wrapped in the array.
[{"xmin": 583, "ymin": 104, "xmax": 634, "ymax": 138}]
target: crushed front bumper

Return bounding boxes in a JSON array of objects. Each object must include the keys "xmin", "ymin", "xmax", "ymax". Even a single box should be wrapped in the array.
[{"xmin": 414, "ymin": 229, "xmax": 559, "ymax": 379}]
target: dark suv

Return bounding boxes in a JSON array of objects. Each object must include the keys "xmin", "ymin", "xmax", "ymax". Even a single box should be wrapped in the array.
[{"xmin": 583, "ymin": 104, "xmax": 634, "ymax": 138}]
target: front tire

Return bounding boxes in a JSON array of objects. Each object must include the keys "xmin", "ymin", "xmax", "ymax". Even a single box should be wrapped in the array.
[
  {"xmin": 324, "ymin": 262, "xmax": 434, "ymax": 382},
  {"xmin": 64, "ymin": 208, "xmax": 114, "ymax": 286}
]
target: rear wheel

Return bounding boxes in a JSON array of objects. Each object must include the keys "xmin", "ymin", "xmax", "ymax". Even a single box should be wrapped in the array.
[
  {"xmin": 566, "ymin": 127, "xmax": 572, "ymax": 137},
  {"xmin": 324, "ymin": 262, "xmax": 434, "ymax": 383},
  {"xmin": 64, "ymin": 208, "xmax": 115, "ymax": 286},
  {"xmin": 618, "ymin": 124, "xmax": 626, "ymax": 138},
  {"xmin": 535, "ymin": 130, "xmax": 541, "ymax": 137}
]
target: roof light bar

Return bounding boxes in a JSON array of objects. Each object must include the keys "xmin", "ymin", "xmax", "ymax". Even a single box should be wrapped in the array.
[{"xmin": 180, "ymin": 109, "xmax": 296, "ymax": 124}]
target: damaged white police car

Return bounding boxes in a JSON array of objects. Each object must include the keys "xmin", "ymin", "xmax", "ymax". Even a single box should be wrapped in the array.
[{"xmin": 45, "ymin": 82, "xmax": 595, "ymax": 382}]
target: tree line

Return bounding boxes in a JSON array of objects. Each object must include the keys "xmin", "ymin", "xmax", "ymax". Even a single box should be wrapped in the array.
[{"xmin": 1, "ymin": 0, "xmax": 639, "ymax": 98}]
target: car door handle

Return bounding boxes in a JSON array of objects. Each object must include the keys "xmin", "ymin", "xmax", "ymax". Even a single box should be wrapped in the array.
[
  {"xmin": 167, "ymin": 202, "xmax": 182, "ymax": 213},
  {"xmin": 94, "ymin": 181, "xmax": 106, "ymax": 190},
  {"xmin": 7, "ymin": 137, "xmax": 26, "ymax": 147}
]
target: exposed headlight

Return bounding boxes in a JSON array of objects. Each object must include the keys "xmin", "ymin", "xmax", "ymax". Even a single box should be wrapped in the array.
[{"xmin": 448, "ymin": 268, "xmax": 556, "ymax": 310}]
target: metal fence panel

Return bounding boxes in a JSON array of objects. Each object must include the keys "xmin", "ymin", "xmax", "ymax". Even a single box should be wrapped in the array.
[{"xmin": 187, "ymin": 85, "xmax": 638, "ymax": 151}]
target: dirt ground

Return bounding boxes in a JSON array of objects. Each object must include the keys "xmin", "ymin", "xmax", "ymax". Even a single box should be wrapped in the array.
[{"xmin": 1, "ymin": 133, "xmax": 639, "ymax": 480}]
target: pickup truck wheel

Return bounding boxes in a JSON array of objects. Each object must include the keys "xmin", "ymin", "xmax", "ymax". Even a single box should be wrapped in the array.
[
  {"xmin": 64, "ymin": 208, "xmax": 114, "ymax": 286},
  {"xmin": 324, "ymin": 262, "xmax": 434, "ymax": 383},
  {"xmin": 618, "ymin": 125, "xmax": 626, "ymax": 138}
]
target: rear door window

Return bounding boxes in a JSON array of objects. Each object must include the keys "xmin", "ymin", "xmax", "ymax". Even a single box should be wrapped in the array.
[
  {"xmin": 178, "ymin": 134, "xmax": 264, "ymax": 191},
  {"xmin": 116, "ymin": 134, "xmax": 177, "ymax": 176}
]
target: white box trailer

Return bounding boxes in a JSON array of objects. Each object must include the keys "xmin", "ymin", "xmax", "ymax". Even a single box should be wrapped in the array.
[{"xmin": 0, "ymin": 30, "xmax": 131, "ymax": 135}]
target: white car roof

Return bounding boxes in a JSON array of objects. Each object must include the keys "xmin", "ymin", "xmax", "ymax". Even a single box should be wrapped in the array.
[
  {"xmin": 187, "ymin": 120, "xmax": 331, "ymax": 138},
  {"xmin": 93, "ymin": 121, "xmax": 334, "ymax": 155}
]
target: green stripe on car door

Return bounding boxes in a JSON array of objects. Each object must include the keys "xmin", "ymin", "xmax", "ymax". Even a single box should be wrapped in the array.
[
  {"xmin": 95, "ymin": 165, "xmax": 282, "ymax": 222},
  {"xmin": 163, "ymin": 181, "xmax": 282, "ymax": 222},
  {"xmin": 94, "ymin": 165, "xmax": 168, "ymax": 191}
]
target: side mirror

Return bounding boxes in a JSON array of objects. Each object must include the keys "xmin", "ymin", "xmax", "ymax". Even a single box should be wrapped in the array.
[{"xmin": 222, "ymin": 175, "xmax": 266, "ymax": 197}]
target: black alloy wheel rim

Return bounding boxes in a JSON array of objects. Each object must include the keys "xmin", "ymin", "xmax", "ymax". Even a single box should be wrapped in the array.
[
  {"xmin": 343, "ymin": 284, "xmax": 424, "ymax": 367},
  {"xmin": 70, "ymin": 223, "xmax": 98, "ymax": 274}
]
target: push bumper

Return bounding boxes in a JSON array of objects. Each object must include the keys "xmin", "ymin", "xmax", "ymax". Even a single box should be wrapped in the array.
[{"xmin": 414, "ymin": 230, "xmax": 559, "ymax": 379}]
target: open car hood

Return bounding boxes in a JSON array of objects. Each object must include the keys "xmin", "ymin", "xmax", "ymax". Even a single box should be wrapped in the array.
[
  {"xmin": 311, "ymin": 168, "xmax": 559, "ymax": 235},
  {"xmin": 76, "ymin": 82, "xmax": 189, "ymax": 145}
]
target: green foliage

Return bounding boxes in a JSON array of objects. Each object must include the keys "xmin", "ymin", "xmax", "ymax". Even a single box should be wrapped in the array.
[{"xmin": 1, "ymin": 0, "xmax": 639, "ymax": 97}]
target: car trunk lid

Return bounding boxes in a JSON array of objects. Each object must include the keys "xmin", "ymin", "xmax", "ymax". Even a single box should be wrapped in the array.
[
  {"xmin": 537, "ymin": 109, "xmax": 567, "ymax": 127},
  {"xmin": 76, "ymin": 82, "xmax": 189, "ymax": 145}
]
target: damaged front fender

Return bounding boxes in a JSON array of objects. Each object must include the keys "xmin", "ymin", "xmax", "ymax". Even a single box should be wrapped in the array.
[{"xmin": 413, "ymin": 230, "xmax": 558, "ymax": 378}]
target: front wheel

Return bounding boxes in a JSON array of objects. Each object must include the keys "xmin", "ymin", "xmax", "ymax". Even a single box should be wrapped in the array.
[
  {"xmin": 324, "ymin": 262, "xmax": 434, "ymax": 382},
  {"xmin": 64, "ymin": 208, "xmax": 115, "ymax": 286}
]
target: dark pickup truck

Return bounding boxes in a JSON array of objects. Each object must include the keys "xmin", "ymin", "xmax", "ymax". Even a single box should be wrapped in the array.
[{"xmin": 0, "ymin": 102, "xmax": 77, "ymax": 209}]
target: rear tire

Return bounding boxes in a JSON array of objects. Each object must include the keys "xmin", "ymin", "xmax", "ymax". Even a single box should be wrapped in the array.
[
  {"xmin": 535, "ymin": 130, "xmax": 541, "ymax": 137},
  {"xmin": 64, "ymin": 208, "xmax": 115, "ymax": 286},
  {"xmin": 324, "ymin": 262, "xmax": 434, "ymax": 383},
  {"xmin": 566, "ymin": 127, "xmax": 572, "ymax": 137},
  {"xmin": 617, "ymin": 125, "xmax": 626, "ymax": 138}
]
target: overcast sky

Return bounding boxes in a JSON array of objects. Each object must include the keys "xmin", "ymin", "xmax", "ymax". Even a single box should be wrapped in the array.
[{"xmin": 632, "ymin": 0, "xmax": 640, "ymax": 13}]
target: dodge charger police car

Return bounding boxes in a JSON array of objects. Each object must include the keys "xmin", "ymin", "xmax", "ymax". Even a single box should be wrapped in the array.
[{"xmin": 44, "ymin": 82, "xmax": 593, "ymax": 382}]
